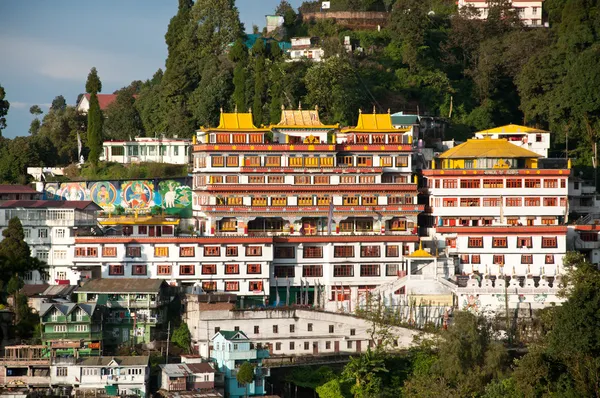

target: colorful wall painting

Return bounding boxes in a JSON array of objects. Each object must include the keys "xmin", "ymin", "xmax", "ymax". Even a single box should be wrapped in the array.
[{"xmin": 43, "ymin": 177, "xmax": 192, "ymax": 218}]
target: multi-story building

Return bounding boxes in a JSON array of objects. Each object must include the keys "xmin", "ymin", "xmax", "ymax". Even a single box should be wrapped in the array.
[
  {"xmin": 287, "ymin": 37, "xmax": 324, "ymax": 62},
  {"xmin": 458, "ymin": 0, "xmax": 545, "ymax": 27},
  {"xmin": 474, "ymin": 124, "xmax": 551, "ymax": 158},
  {"xmin": 423, "ymin": 137, "xmax": 570, "ymax": 312},
  {"xmin": 192, "ymin": 108, "xmax": 421, "ymax": 311},
  {"xmin": 210, "ymin": 330, "xmax": 268, "ymax": 398},
  {"xmin": 0, "ymin": 200, "xmax": 101, "ymax": 285},
  {"xmin": 39, "ymin": 302, "xmax": 103, "ymax": 357},
  {"xmin": 74, "ymin": 279, "xmax": 169, "ymax": 346},
  {"xmin": 0, "ymin": 184, "xmax": 41, "ymax": 203},
  {"xmin": 159, "ymin": 362, "xmax": 215, "ymax": 392},
  {"xmin": 100, "ymin": 137, "xmax": 191, "ymax": 165},
  {"xmin": 0, "ymin": 345, "xmax": 51, "ymax": 390}
]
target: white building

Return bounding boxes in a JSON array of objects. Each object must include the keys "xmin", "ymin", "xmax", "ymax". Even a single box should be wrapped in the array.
[
  {"xmin": 100, "ymin": 137, "xmax": 191, "ymax": 165},
  {"xmin": 0, "ymin": 200, "xmax": 101, "ymax": 286},
  {"xmin": 287, "ymin": 37, "xmax": 324, "ymax": 62},
  {"xmin": 458, "ymin": 0, "xmax": 545, "ymax": 27},
  {"xmin": 474, "ymin": 124, "xmax": 551, "ymax": 158},
  {"xmin": 159, "ymin": 362, "xmax": 215, "ymax": 392}
]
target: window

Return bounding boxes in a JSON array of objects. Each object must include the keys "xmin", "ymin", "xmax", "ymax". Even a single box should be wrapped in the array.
[
  {"xmin": 542, "ymin": 218, "xmax": 556, "ymax": 225},
  {"xmin": 544, "ymin": 179, "xmax": 558, "ymax": 188},
  {"xmin": 390, "ymin": 219, "xmax": 406, "ymax": 230},
  {"xmin": 75, "ymin": 247, "xmax": 98, "ymax": 257},
  {"xmin": 525, "ymin": 179, "xmax": 541, "ymax": 188},
  {"xmin": 329, "ymin": 325, "xmax": 335, "ymax": 333},
  {"xmin": 460, "ymin": 198, "xmax": 480, "ymax": 207},
  {"xmin": 483, "ymin": 197, "xmax": 500, "ymax": 207},
  {"xmin": 203, "ymin": 282, "xmax": 216, "ymax": 291},
  {"xmin": 460, "ymin": 254, "xmax": 470, "ymax": 264},
  {"xmin": 442, "ymin": 179, "xmax": 458, "ymax": 188},
  {"xmin": 254, "ymin": 326, "xmax": 259, "ymax": 334},
  {"xmin": 314, "ymin": 176, "xmax": 330, "ymax": 185},
  {"xmin": 361, "ymin": 264, "xmax": 380, "ymax": 277},
  {"xmin": 246, "ymin": 246, "xmax": 262, "ymax": 256},
  {"xmin": 273, "ymin": 325, "xmax": 278, "ymax": 333},
  {"xmin": 249, "ymin": 281, "xmax": 263, "ymax": 291},
  {"xmin": 127, "ymin": 246, "xmax": 141, "ymax": 258},
  {"xmin": 308, "ymin": 323, "xmax": 313, "ymax": 331},
  {"xmin": 506, "ymin": 197, "xmax": 522, "ymax": 207},
  {"xmin": 271, "ymin": 197, "xmax": 287, "ymax": 206},
  {"xmin": 290, "ymin": 324, "xmax": 295, "ymax": 333},
  {"xmin": 506, "ymin": 179, "xmax": 522, "ymax": 188},
  {"xmin": 298, "ymin": 196, "xmax": 313, "ymax": 206},
  {"xmin": 132, "ymin": 264, "xmax": 147, "ymax": 275},
  {"xmin": 211, "ymin": 156, "xmax": 224, "ymax": 167},
  {"xmin": 303, "ymin": 246, "xmax": 323, "ymax": 258},
  {"xmin": 493, "ymin": 255, "xmax": 505, "ymax": 264},
  {"xmin": 225, "ymin": 156, "xmax": 238, "ymax": 167},
  {"xmin": 362, "ymin": 196, "xmax": 377, "ymax": 205},
  {"xmin": 225, "ymin": 281, "xmax": 239, "ymax": 291},
  {"xmin": 334, "ymin": 246, "xmax": 354, "ymax": 258},
  {"xmin": 304, "ymin": 342, "xmax": 310, "ymax": 350},
  {"xmin": 468, "ymin": 237, "xmax": 483, "ymax": 248},
  {"xmin": 542, "ymin": 237, "xmax": 557, "ymax": 248},
  {"xmin": 525, "ymin": 197, "xmax": 540, "ymax": 206},
  {"xmin": 157, "ymin": 265, "xmax": 171, "ymax": 275},
  {"xmin": 224, "ymin": 263, "xmax": 239, "ymax": 274},
  {"xmin": 204, "ymin": 246, "xmax": 220, "ymax": 256},
  {"xmin": 109, "ymin": 264, "xmax": 124, "ymax": 275},
  {"xmin": 443, "ymin": 198, "xmax": 457, "ymax": 207},
  {"xmin": 54, "ymin": 250, "xmax": 67, "ymax": 260},
  {"xmin": 180, "ymin": 246, "xmax": 195, "ymax": 257},
  {"xmin": 56, "ymin": 367, "xmax": 68, "ymax": 377},
  {"xmin": 37, "ymin": 250, "xmax": 49, "ymax": 261},
  {"xmin": 460, "ymin": 179, "xmax": 480, "ymax": 189},
  {"xmin": 517, "ymin": 237, "xmax": 533, "ymax": 248},
  {"xmin": 249, "ymin": 176, "xmax": 265, "ymax": 184},
  {"xmin": 386, "ymin": 263, "xmax": 399, "ymax": 276},
  {"xmin": 357, "ymin": 156, "xmax": 372, "ymax": 166},
  {"xmin": 343, "ymin": 197, "xmax": 359, "ymax": 206},
  {"xmin": 268, "ymin": 175, "xmax": 284, "ymax": 184},
  {"xmin": 295, "ymin": 175, "xmax": 311, "ymax": 184},
  {"xmin": 265, "ymin": 156, "xmax": 281, "ymax": 167},
  {"xmin": 360, "ymin": 246, "xmax": 380, "ymax": 257},
  {"xmin": 396, "ymin": 155, "xmax": 409, "ymax": 167},
  {"xmin": 39, "ymin": 229, "xmax": 48, "ymax": 238},
  {"xmin": 521, "ymin": 255, "xmax": 533, "ymax": 264},
  {"xmin": 334, "ymin": 264, "xmax": 354, "ymax": 277},
  {"xmin": 55, "ymin": 228, "xmax": 66, "ymax": 238},
  {"xmin": 471, "ymin": 255, "xmax": 481, "ymax": 264},
  {"xmin": 545, "ymin": 255, "xmax": 555, "ymax": 264},
  {"xmin": 180, "ymin": 265, "xmax": 195, "ymax": 275},
  {"xmin": 386, "ymin": 245, "xmax": 399, "ymax": 257},
  {"xmin": 75, "ymin": 324, "xmax": 88, "ymax": 332},
  {"xmin": 244, "ymin": 156, "xmax": 261, "ymax": 167},
  {"xmin": 252, "ymin": 197, "xmax": 267, "ymax": 206},
  {"xmin": 543, "ymin": 197, "xmax": 558, "ymax": 206},
  {"xmin": 492, "ymin": 237, "xmax": 508, "ymax": 248},
  {"xmin": 226, "ymin": 175, "xmax": 239, "ymax": 184},
  {"xmin": 359, "ymin": 175, "xmax": 376, "ymax": 184},
  {"xmin": 340, "ymin": 175, "xmax": 356, "ymax": 184},
  {"xmin": 54, "ymin": 325, "xmax": 67, "ymax": 333},
  {"xmin": 247, "ymin": 264, "xmax": 261, "ymax": 274},
  {"xmin": 347, "ymin": 341, "xmax": 353, "ymax": 349},
  {"xmin": 380, "ymin": 156, "xmax": 392, "ymax": 167},
  {"xmin": 155, "ymin": 247, "xmax": 169, "ymax": 257},
  {"xmin": 274, "ymin": 266, "xmax": 294, "ymax": 278},
  {"xmin": 483, "ymin": 179, "xmax": 503, "ymax": 188},
  {"xmin": 202, "ymin": 264, "xmax": 216, "ymax": 275},
  {"xmin": 275, "ymin": 246, "xmax": 295, "ymax": 258},
  {"xmin": 303, "ymin": 265, "xmax": 323, "ymax": 277}
]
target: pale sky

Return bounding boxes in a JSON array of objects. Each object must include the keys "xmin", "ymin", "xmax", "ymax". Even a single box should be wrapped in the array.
[{"xmin": 0, "ymin": 0, "xmax": 303, "ymax": 138}]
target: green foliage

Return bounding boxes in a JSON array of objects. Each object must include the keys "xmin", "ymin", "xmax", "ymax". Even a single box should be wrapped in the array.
[
  {"xmin": 0, "ymin": 218, "xmax": 43, "ymax": 284},
  {"xmin": 236, "ymin": 361, "xmax": 255, "ymax": 385},
  {"xmin": 51, "ymin": 95, "xmax": 67, "ymax": 112},
  {"xmin": 67, "ymin": 162, "xmax": 187, "ymax": 181},
  {"xmin": 85, "ymin": 67, "xmax": 102, "ymax": 94},
  {"xmin": 86, "ymin": 68, "xmax": 103, "ymax": 165},
  {"xmin": 103, "ymin": 87, "xmax": 144, "ymax": 140},
  {"xmin": 0, "ymin": 84, "xmax": 9, "ymax": 134},
  {"xmin": 29, "ymin": 105, "xmax": 43, "ymax": 116},
  {"xmin": 342, "ymin": 348, "xmax": 388, "ymax": 397},
  {"xmin": 6, "ymin": 275, "xmax": 23, "ymax": 296},
  {"xmin": 252, "ymin": 38, "xmax": 267, "ymax": 125},
  {"xmin": 171, "ymin": 322, "xmax": 191, "ymax": 353},
  {"xmin": 286, "ymin": 366, "xmax": 337, "ymax": 390}
]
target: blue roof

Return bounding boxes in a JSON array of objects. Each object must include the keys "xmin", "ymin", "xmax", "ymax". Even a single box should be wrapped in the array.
[{"xmin": 241, "ymin": 34, "xmax": 291, "ymax": 51}]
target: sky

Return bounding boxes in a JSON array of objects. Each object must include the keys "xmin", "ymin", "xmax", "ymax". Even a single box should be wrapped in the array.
[{"xmin": 0, "ymin": 0, "xmax": 303, "ymax": 139}]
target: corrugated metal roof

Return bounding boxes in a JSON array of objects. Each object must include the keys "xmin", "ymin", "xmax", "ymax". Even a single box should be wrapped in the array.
[
  {"xmin": 477, "ymin": 124, "xmax": 549, "ymax": 135},
  {"xmin": 76, "ymin": 278, "xmax": 165, "ymax": 294},
  {"xmin": 217, "ymin": 112, "xmax": 258, "ymax": 130},
  {"xmin": 0, "ymin": 184, "xmax": 39, "ymax": 194},
  {"xmin": 391, "ymin": 114, "xmax": 419, "ymax": 126},
  {"xmin": 160, "ymin": 363, "xmax": 214, "ymax": 377},
  {"xmin": 0, "ymin": 200, "xmax": 101, "ymax": 210},
  {"xmin": 78, "ymin": 356, "xmax": 149, "ymax": 366},
  {"xmin": 438, "ymin": 138, "xmax": 541, "ymax": 159}
]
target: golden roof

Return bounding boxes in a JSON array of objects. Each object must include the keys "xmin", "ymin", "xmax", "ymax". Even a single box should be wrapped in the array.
[
  {"xmin": 439, "ymin": 137, "xmax": 541, "ymax": 159},
  {"xmin": 407, "ymin": 242, "xmax": 433, "ymax": 258},
  {"xmin": 217, "ymin": 112, "xmax": 258, "ymax": 130},
  {"xmin": 275, "ymin": 106, "xmax": 338, "ymax": 128},
  {"xmin": 477, "ymin": 124, "xmax": 549, "ymax": 135},
  {"xmin": 354, "ymin": 112, "xmax": 394, "ymax": 130}
]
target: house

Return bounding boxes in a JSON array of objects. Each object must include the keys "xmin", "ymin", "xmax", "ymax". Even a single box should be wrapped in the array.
[
  {"xmin": 474, "ymin": 124, "xmax": 551, "ymax": 158},
  {"xmin": 0, "ymin": 184, "xmax": 41, "ymax": 203},
  {"xmin": 159, "ymin": 362, "xmax": 215, "ymax": 392},
  {"xmin": 75, "ymin": 279, "xmax": 170, "ymax": 346},
  {"xmin": 100, "ymin": 137, "xmax": 192, "ymax": 165},
  {"xmin": 210, "ymin": 331, "xmax": 268, "ymax": 398},
  {"xmin": 457, "ymin": 0, "xmax": 545, "ymax": 27},
  {"xmin": 39, "ymin": 302, "xmax": 103, "ymax": 357},
  {"xmin": 0, "ymin": 200, "xmax": 101, "ymax": 285},
  {"xmin": 0, "ymin": 345, "xmax": 51, "ymax": 390},
  {"xmin": 287, "ymin": 37, "xmax": 324, "ymax": 62},
  {"xmin": 76, "ymin": 93, "xmax": 138, "ymax": 114},
  {"xmin": 22, "ymin": 284, "xmax": 76, "ymax": 313}
]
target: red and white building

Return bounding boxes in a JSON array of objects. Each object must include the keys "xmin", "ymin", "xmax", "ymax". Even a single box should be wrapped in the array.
[{"xmin": 457, "ymin": 0, "xmax": 545, "ymax": 27}]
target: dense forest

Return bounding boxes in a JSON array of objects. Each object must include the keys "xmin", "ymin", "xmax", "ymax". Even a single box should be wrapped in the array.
[{"xmin": 0, "ymin": 0, "xmax": 599, "ymax": 180}]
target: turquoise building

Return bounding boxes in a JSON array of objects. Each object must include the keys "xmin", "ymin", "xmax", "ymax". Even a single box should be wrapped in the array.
[{"xmin": 210, "ymin": 331, "xmax": 269, "ymax": 398}]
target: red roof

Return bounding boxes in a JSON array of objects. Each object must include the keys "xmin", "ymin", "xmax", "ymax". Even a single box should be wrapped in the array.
[
  {"xmin": 0, "ymin": 200, "xmax": 101, "ymax": 210},
  {"xmin": 83, "ymin": 93, "xmax": 138, "ymax": 111},
  {"xmin": 0, "ymin": 185, "xmax": 39, "ymax": 194}
]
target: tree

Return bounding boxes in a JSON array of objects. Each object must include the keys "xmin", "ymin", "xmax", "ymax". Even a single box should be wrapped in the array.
[
  {"xmin": 103, "ymin": 87, "xmax": 144, "ymax": 140},
  {"xmin": 171, "ymin": 322, "xmax": 191, "ymax": 353},
  {"xmin": 6, "ymin": 274, "xmax": 23, "ymax": 322},
  {"xmin": 0, "ymin": 84, "xmax": 9, "ymax": 135},
  {"xmin": 251, "ymin": 38, "xmax": 267, "ymax": 125},
  {"xmin": 86, "ymin": 67, "xmax": 103, "ymax": 165},
  {"xmin": 51, "ymin": 95, "xmax": 67, "ymax": 112},
  {"xmin": 136, "ymin": 69, "xmax": 163, "ymax": 135},
  {"xmin": 0, "ymin": 217, "xmax": 43, "ymax": 283},
  {"xmin": 342, "ymin": 348, "xmax": 388, "ymax": 397},
  {"xmin": 29, "ymin": 105, "xmax": 42, "ymax": 116},
  {"xmin": 236, "ymin": 361, "xmax": 255, "ymax": 398},
  {"xmin": 230, "ymin": 39, "xmax": 249, "ymax": 112},
  {"xmin": 28, "ymin": 105, "xmax": 43, "ymax": 135}
]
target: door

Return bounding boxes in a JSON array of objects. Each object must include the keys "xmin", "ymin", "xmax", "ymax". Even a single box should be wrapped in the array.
[
  {"xmin": 334, "ymin": 341, "xmax": 340, "ymax": 353},
  {"xmin": 312, "ymin": 342, "xmax": 318, "ymax": 355},
  {"xmin": 356, "ymin": 340, "xmax": 361, "ymax": 353},
  {"xmin": 149, "ymin": 226, "xmax": 155, "ymax": 237}
]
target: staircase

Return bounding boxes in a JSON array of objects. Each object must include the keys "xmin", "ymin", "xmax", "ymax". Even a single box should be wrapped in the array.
[{"xmin": 358, "ymin": 275, "xmax": 410, "ymax": 309}]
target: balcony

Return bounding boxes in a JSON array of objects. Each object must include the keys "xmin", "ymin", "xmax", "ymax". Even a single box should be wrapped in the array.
[
  {"xmin": 2, "ymin": 375, "xmax": 50, "ymax": 386},
  {"xmin": 41, "ymin": 331, "xmax": 103, "ymax": 340}
]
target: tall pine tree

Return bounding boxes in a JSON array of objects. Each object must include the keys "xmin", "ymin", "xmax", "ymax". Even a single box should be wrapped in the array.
[
  {"xmin": 230, "ymin": 38, "xmax": 249, "ymax": 112},
  {"xmin": 86, "ymin": 67, "xmax": 103, "ymax": 165},
  {"xmin": 252, "ymin": 39, "xmax": 267, "ymax": 126}
]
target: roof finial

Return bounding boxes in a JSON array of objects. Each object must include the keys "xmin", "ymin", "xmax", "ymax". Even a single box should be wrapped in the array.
[
  {"xmin": 298, "ymin": 101, "xmax": 302, "ymax": 110},
  {"xmin": 281, "ymin": 104, "xmax": 285, "ymax": 110},
  {"xmin": 359, "ymin": 108, "xmax": 362, "ymax": 114},
  {"xmin": 387, "ymin": 108, "xmax": 391, "ymax": 114},
  {"xmin": 219, "ymin": 107, "xmax": 223, "ymax": 114},
  {"xmin": 248, "ymin": 107, "xmax": 252, "ymax": 114},
  {"xmin": 314, "ymin": 105, "xmax": 318, "ymax": 111},
  {"xmin": 373, "ymin": 105, "xmax": 376, "ymax": 114},
  {"xmin": 234, "ymin": 104, "xmax": 238, "ymax": 113}
]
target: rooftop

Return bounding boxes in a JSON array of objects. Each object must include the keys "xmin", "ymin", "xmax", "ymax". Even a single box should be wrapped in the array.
[
  {"xmin": 76, "ymin": 278, "xmax": 166, "ymax": 294},
  {"xmin": 213, "ymin": 330, "xmax": 249, "ymax": 341},
  {"xmin": 0, "ymin": 200, "xmax": 101, "ymax": 210},
  {"xmin": 476, "ymin": 124, "xmax": 549, "ymax": 135},
  {"xmin": 40, "ymin": 302, "xmax": 96, "ymax": 317},
  {"xmin": 438, "ymin": 137, "xmax": 541, "ymax": 159},
  {"xmin": 78, "ymin": 356, "xmax": 149, "ymax": 366},
  {"xmin": 0, "ymin": 184, "xmax": 39, "ymax": 194},
  {"xmin": 342, "ymin": 111, "xmax": 395, "ymax": 132},
  {"xmin": 160, "ymin": 362, "xmax": 215, "ymax": 377},
  {"xmin": 275, "ymin": 107, "xmax": 337, "ymax": 128}
]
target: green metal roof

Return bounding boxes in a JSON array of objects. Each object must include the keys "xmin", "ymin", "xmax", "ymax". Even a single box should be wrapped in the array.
[
  {"xmin": 391, "ymin": 114, "xmax": 419, "ymax": 126},
  {"xmin": 216, "ymin": 330, "xmax": 249, "ymax": 341}
]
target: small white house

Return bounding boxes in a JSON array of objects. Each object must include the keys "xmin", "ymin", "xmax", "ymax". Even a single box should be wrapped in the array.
[
  {"xmin": 287, "ymin": 37, "xmax": 324, "ymax": 62},
  {"xmin": 101, "ymin": 137, "xmax": 192, "ymax": 165}
]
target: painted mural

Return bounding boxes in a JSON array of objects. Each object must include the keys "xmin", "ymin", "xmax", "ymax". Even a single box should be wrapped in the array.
[{"xmin": 43, "ymin": 178, "xmax": 192, "ymax": 218}]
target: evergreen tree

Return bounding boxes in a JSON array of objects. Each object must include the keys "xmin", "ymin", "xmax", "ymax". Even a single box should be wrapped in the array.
[
  {"xmin": 0, "ymin": 217, "xmax": 43, "ymax": 282},
  {"xmin": 230, "ymin": 39, "xmax": 249, "ymax": 112},
  {"xmin": 85, "ymin": 67, "xmax": 103, "ymax": 165},
  {"xmin": 103, "ymin": 87, "xmax": 144, "ymax": 140},
  {"xmin": 0, "ymin": 84, "xmax": 9, "ymax": 135},
  {"xmin": 50, "ymin": 95, "xmax": 67, "ymax": 112},
  {"xmin": 252, "ymin": 38, "xmax": 267, "ymax": 126}
]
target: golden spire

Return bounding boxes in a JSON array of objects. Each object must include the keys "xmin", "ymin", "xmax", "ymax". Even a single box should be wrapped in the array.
[{"xmin": 298, "ymin": 101, "xmax": 302, "ymax": 110}]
